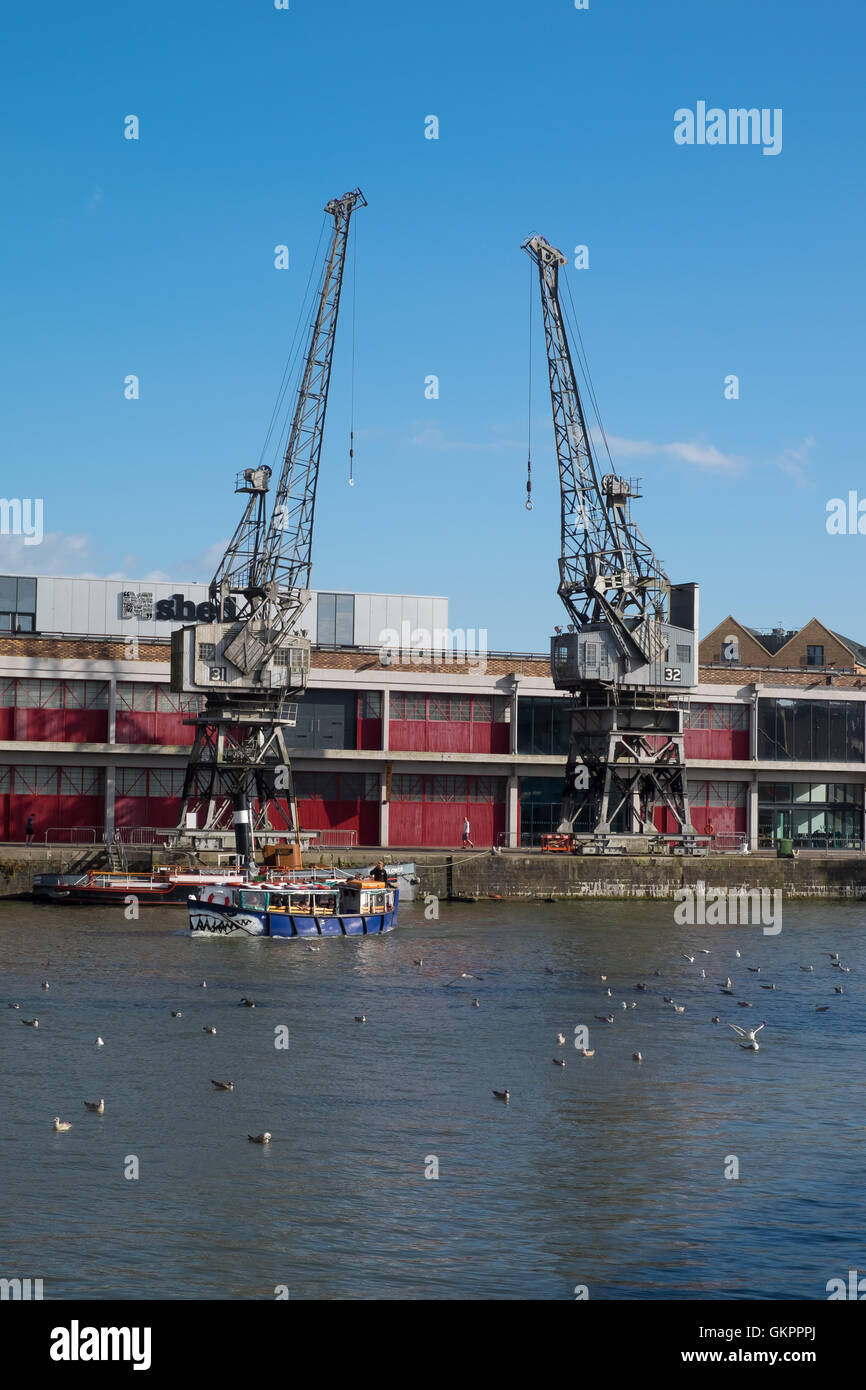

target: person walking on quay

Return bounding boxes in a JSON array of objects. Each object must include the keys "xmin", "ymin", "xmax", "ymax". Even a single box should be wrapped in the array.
[
  {"xmin": 706, "ymin": 817, "xmax": 716, "ymax": 846},
  {"xmin": 462, "ymin": 817, "xmax": 474, "ymax": 849},
  {"xmin": 25, "ymin": 813, "xmax": 35, "ymax": 846}
]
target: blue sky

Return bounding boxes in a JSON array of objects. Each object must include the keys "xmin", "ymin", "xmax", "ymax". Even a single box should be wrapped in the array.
[{"xmin": 2, "ymin": 0, "xmax": 865, "ymax": 650}]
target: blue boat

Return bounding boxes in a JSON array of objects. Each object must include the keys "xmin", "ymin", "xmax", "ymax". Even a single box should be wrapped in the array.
[{"xmin": 188, "ymin": 877, "xmax": 398, "ymax": 938}]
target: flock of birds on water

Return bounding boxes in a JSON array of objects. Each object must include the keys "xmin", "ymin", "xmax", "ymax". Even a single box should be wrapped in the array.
[
  {"xmin": 488, "ymin": 945, "xmax": 854, "ymax": 1103},
  {"xmin": 8, "ymin": 940, "xmax": 855, "ymax": 1127}
]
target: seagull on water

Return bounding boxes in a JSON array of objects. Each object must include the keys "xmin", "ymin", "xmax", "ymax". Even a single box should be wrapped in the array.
[
  {"xmin": 739, "ymin": 1041, "xmax": 760, "ymax": 1051},
  {"xmin": 720, "ymin": 988, "xmax": 734, "ymax": 996},
  {"xmin": 552, "ymin": 1058, "xmax": 566, "ymax": 1067},
  {"xmin": 632, "ymin": 1052, "xmax": 643, "ymax": 1062},
  {"xmin": 84, "ymin": 1099, "xmax": 104, "ymax": 1114},
  {"xmin": 672, "ymin": 1004, "xmax": 686, "ymax": 1013},
  {"xmin": 606, "ymin": 988, "xmax": 612, "ymax": 997},
  {"xmin": 41, "ymin": 981, "xmax": 50, "ymax": 989},
  {"xmin": 96, "ymin": 1037, "xmax": 104, "ymax": 1047},
  {"xmin": 53, "ymin": 1117, "xmax": 72, "ymax": 1132},
  {"xmin": 201, "ymin": 981, "xmax": 207, "ymax": 988},
  {"xmin": 799, "ymin": 965, "xmax": 814, "ymax": 972},
  {"xmin": 835, "ymin": 987, "xmax": 844, "ymax": 995},
  {"xmin": 248, "ymin": 1132, "xmax": 271, "ymax": 1143},
  {"xmin": 581, "ymin": 1049, "xmax": 595, "ymax": 1058},
  {"xmin": 239, "ymin": 998, "xmax": 256, "ymax": 1007},
  {"xmin": 663, "ymin": 996, "xmax": 674, "ymax": 1004},
  {"xmin": 203, "ymin": 1026, "xmax": 217, "ymax": 1035},
  {"xmin": 760, "ymin": 983, "xmax": 777, "ymax": 990},
  {"xmin": 747, "ymin": 967, "xmax": 761, "ymax": 974},
  {"xmin": 8, "ymin": 1002, "xmax": 20, "ymax": 1009},
  {"xmin": 211, "ymin": 1080, "xmax": 234, "ymax": 1090},
  {"xmin": 682, "ymin": 953, "xmax": 695, "ymax": 964},
  {"xmin": 472, "ymin": 998, "xmax": 480, "ymax": 1007},
  {"xmin": 737, "ymin": 1001, "xmax": 753, "ymax": 1008},
  {"xmin": 634, "ymin": 983, "xmax": 648, "ymax": 992},
  {"xmin": 22, "ymin": 1018, "xmax": 38, "ymax": 1027},
  {"xmin": 816, "ymin": 1005, "xmax": 830, "ymax": 1012},
  {"xmin": 621, "ymin": 1001, "xmax": 629, "ymax": 1010},
  {"xmin": 492, "ymin": 1089, "xmax": 510, "ymax": 1102},
  {"xmin": 711, "ymin": 1015, "xmax": 721, "ymax": 1024},
  {"xmin": 595, "ymin": 1014, "xmax": 615, "ymax": 1023},
  {"xmin": 354, "ymin": 1015, "xmax": 367, "ymax": 1023},
  {"xmin": 556, "ymin": 1032, "xmax": 566, "ymax": 1045},
  {"xmin": 735, "ymin": 950, "xmax": 741, "ymax": 958},
  {"xmin": 171, "ymin": 1011, "xmax": 182, "ymax": 1018},
  {"xmin": 729, "ymin": 1022, "xmax": 765, "ymax": 1042},
  {"xmin": 721, "ymin": 978, "xmax": 732, "ymax": 989}
]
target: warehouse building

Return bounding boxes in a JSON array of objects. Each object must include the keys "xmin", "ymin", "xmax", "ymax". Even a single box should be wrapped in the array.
[{"xmin": 1, "ymin": 574, "xmax": 866, "ymax": 851}]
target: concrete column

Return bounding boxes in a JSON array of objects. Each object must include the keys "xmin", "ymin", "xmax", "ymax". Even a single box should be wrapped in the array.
[
  {"xmin": 381, "ymin": 686, "xmax": 390, "ymax": 751},
  {"xmin": 107, "ymin": 677, "xmax": 117, "ymax": 744},
  {"xmin": 748, "ymin": 775, "xmax": 759, "ymax": 850},
  {"xmin": 379, "ymin": 768, "xmax": 389, "ymax": 848},
  {"xmin": 506, "ymin": 773, "xmax": 519, "ymax": 849},
  {"xmin": 509, "ymin": 676, "xmax": 521, "ymax": 755},
  {"xmin": 104, "ymin": 764, "xmax": 116, "ymax": 840}
]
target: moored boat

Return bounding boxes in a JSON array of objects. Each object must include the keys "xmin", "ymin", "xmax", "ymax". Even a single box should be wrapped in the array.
[{"xmin": 188, "ymin": 877, "xmax": 398, "ymax": 938}]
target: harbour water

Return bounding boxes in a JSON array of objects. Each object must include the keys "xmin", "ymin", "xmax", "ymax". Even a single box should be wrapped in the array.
[{"xmin": 1, "ymin": 898, "xmax": 865, "ymax": 1300}]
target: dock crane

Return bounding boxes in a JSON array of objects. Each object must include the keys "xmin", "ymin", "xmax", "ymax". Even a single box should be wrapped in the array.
[
  {"xmin": 522, "ymin": 233, "xmax": 700, "ymax": 851},
  {"xmin": 170, "ymin": 189, "xmax": 366, "ymax": 867}
]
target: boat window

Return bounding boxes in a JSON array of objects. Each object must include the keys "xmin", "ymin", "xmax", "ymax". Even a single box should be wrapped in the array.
[{"xmin": 240, "ymin": 891, "xmax": 267, "ymax": 910}]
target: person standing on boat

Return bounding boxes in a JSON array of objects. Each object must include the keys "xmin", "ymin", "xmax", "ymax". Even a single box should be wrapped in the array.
[
  {"xmin": 25, "ymin": 813, "xmax": 35, "ymax": 845},
  {"xmin": 371, "ymin": 859, "xmax": 388, "ymax": 882},
  {"xmin": 462, "ymin": 818, "xmax": 473, "ymax": 848}
]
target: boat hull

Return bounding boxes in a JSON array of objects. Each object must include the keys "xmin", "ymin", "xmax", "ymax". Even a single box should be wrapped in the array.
[{"xmin": 188, "ymin": 897, "xmax": 398, "ymax": 938}]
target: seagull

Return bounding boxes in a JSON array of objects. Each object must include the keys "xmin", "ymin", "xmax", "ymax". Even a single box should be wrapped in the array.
[
  {"xmin": 735, "ymin": 950, "xmax": 741, "ymax": 958},
  {"xmin": 606, "ymin": 988, "xmax": 612, "ymax": 997},
  {"xmin": 472, "ymin": 998, "xmax": 480, "ymax": 1007},
  {"xmin": 595, "ymin": 1014, "xmax": 615, "ymax": 1023},
  {"xmin": 682, "ymin": 953, "xmax": 695, "ymax": 964},
  {"xmin": 600, "ymin": 975, "xmax": 607, "ymax": 982},
  {"xmin": 739, "ymin": 1041, "xmax": 760, "ymax": 1051},
  {"xmin": 171, "ymin": 1011, "xmax": 182, "ymax": 1018},
  {"xmin": 663, "ymin": 996, "xmax": 674, "ymax": 1004},
  {"xmin": 632, "ymin": 1052, "xmax": 643, "ymax": 1062},
  {"xmin": 201, "ymin": 981, "xmax": 207, "ymax": 988},
  {"xmin": 747, "ymin": 967, "xmax": 761, "ymax": 973},
  {"xmin": 239, "ymin": 998, "xmax": 256, "ymax": 1007},
  {"xmin": 799, "ymin": 965, "xmax": 814, "ymax": 972},
  {"xmin": 492, "ymin": 1089, "xmax": 510, "ymax": 1102},
  {"xmin": 721, "ymin": 978, "xmax": 733, "ymax": 989},
  {"xmin": 760, "ymin": 984, "xmax": 777, "ymax": 990},
  {"xmin": 248, "ymin": 1132, "xmax": 271, "ymax": 1143},
  {"xmin": 621, "ymin": 1001, "xmax": 629, "ymax": 1010},
  {"xmin": 729, "ymin": 1022, "xmax": 765, "ymax": 1041},
  {"xmin": 203, "ymin": 1026, "xmax": 217, "ymax": 1035},
  {"xmin": 460, "ymin": 973, "xmax": 474, "ymax": 979},
  {"xmin": 22, "ymin": 1018, "xmax": 38, "ymax": 1027},
  {"xmin": 552, "ymin": 1058, "xmax": 566, "ymax": 1067},
  {"xmin": 52, "ymin": 1117, "xmax": 72, "ymax": 1132},
  {"xmin": 8, "ymin": 1002, "xmax": 20, "ymax": 1009},
  {"xmin": 719, "ymin": 988, "xmax": 734, "ymax": 996},
  {"xmin": 211, "ymin": 1080, "xmax": 234, "ymax": 1090},
  {"xmin": 84, "ymin": 1099, "xmax": 105, "ymax": 1114},
  {"xmin": 628, "ymin": 1002, "xmax": 637, "ymax": 1009},
  {"xmin": 834, "ymin": 987, "xmax": 844, "ymax": 995},
  {"xmin": 829, "ymin": 953, "xmax": 840, "ymax": 961},
  {"xmin": 653, "ymin": 969, "xmax": 662, "ymax": 977},
  {"xmin": 711, "ymin": 1015, "xmax": 721, "ymax": 1024},
  {"xmin": 41, "ymin": 981, "xmax": 50, "ymax": 989},
  {"xmin": 698, "ymin": 949, "xmax": 711, "ymax": 955},
  {"xmin": 96, "ymin": 1037, "xmax": 104, "ymax": 1046},
  {"xmin": 354, "ymin": 1015, "xmax": 366, "ymax": 1023},
  {"xmin": 700, "ymin": 969, "xmax": 706, "ymax": 978},
  {"xmin": 634, "ymin": 983, "xmax": 648, "ymax": 992},
  {"xmin": 672, "ymin": 1004, "xmax": 685, "ymax": 1013},
  {"xmin": 413, "ymin": 959, "xmax": 423, "ymax": 966},
  {"xmin": 816, "ymin": 1005, "xmax": 830, "ymax": 1012},
  {"xmin": 306, "ymin": 946, "xmax": 320, "ymax": 953},
  {"xmin": 838, "ymin": 965, "xmax": 852, "ymax": 974},
  {"xmin": 737, "ymin": 1001, "xmax": 753, "ymax": 1008},
  {"xmin": 581, "ymin": 1049, "xmax": 595, "ymax": 1058},
  {"xmin": 556, "ymin": 1033, "xmax": 566, "ymax": 1045}
]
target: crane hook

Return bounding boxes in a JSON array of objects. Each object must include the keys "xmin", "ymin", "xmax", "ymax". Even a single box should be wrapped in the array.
[{"xmin": 525, "ymin": 457, "xmax": 533, "ymax": 511}]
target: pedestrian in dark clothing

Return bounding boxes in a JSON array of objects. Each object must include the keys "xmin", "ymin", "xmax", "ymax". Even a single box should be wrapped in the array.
[
  {"xmin": 25, "ymin": 814, "xmax": 35, "ymax": 846},
  {"xmin": 371, "ymin": 859, "xmax": 388, "ymax": 882}
]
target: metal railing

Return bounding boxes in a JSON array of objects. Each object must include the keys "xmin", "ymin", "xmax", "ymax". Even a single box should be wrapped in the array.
[
  {"xmin": 302, "ymin": 828, "xmax": 358, "ymax": 848},
  {"xmin": 43, "ymin": 827, "xmax": 100, "ymax": 845},
  {"xmin": 707, "ymin": 832, "xmax": 749, "ymax": 854}
]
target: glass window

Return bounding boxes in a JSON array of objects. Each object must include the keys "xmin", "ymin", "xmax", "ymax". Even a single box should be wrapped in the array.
[
  {"xmin": 15, "ymin": 614, "xmax": 35, "ymax": 632},
  {"xmin": 711, "ymin": 706, "xmax": 732, "ymax": 730},
  {"xmin": 0, "ymin": 680, "xmax": 14, "ymax": 708},
  {"xmin": 493, "ymin": 695, "xmax": 511, "ymax": 723},
  {"xmin": 339, "ymin": 774, "xmax": 363, "ymax": 800},
  {"xmin": 334, "ymin": 595, "xmax": 354, "ymax": 646},
  {"xmin": 198, "ymin": 643, "xmax": 216, "ymax": 662},
  {"xmin": 0, "ymin": 613, "xmax": 11, "ymax": 631},
  {"xmin": 391, "ymin": 774, "xmax": 422, "ymax": 801},
  {"xmin": 0, "ymin": 765, "xmax": 10, "ymax": 793},
  {"xmin": 317, "ymin": 594, "xmax": 336, "ymax": 645},
  {"xmin": 806, "ymin": 645, "xmax": 824, "ymax": 666},
  {"xmin": 450, "ymin": 698, "xmax": 470, "ymax": 722},
  {"xmin": 359, "ymin": 691, "xmax": 382, "ymax": 720},
  {"xmin": 676, "ymin": 644, "xmax": 691, "ymax": 663},
  {"xmin": 0, "ymin": 578, "xmax": 16, "ymax": 610},
  {"xmin": 731, "ymin": 706, "xmax": 749, "ymax": 731},
  {"xmin": 428, "ymin": 696, "xmax": 449, "ymax": 722},
  {"xmin": 472, "ymin": 697, "xmax": 492, "ymax": 722}
]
